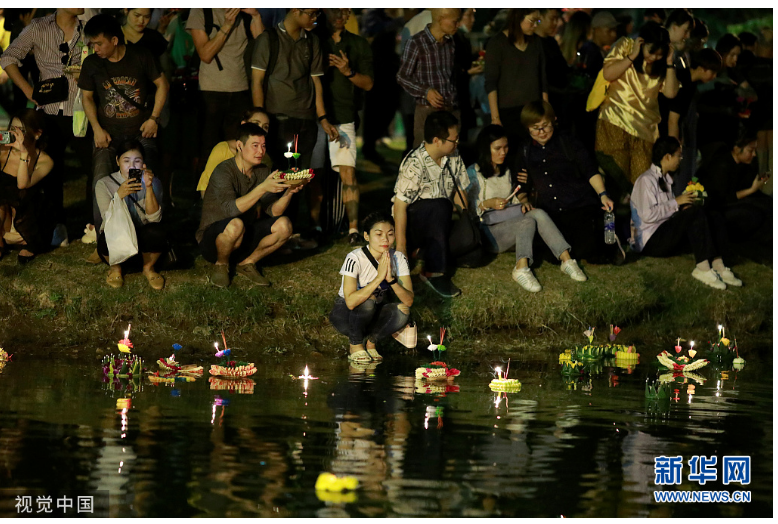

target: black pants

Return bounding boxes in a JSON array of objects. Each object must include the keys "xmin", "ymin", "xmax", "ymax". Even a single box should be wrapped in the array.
[
  {"xmin": 43, "ymin": 112, "xmax": 92, "ymax": 225},
  {"xmin": 406, "ymin": 198, "xmax": 453, "ymax": 274},
  {"xmin": 723, "ymin": 195, "xmax": 772, "ymax": 241},
  {"xmin": 547, "ymin": 204, "xmax": 615, "ymax": 264},
  {"xmin": 363, "ymin": 80, "xmax": 400, "ymax": 158},
  {"xmin": 198, "ymin": 90, "xmax": 251, "ymax": 174},
  {"xmin": 329, "ymin": 296, "xmax": 410, "ymax": 346},
  {"xmin": 97, "ymin": 222, "xmax": 168, "ymax": 266},
  {"xmin": 641, "ymin": 205, "xmax": 728, "ymax": 264}
]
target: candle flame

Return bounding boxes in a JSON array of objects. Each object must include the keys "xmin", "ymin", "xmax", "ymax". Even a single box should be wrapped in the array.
[
  {"xmin": 304, "ymin": 365, "xmax": 309, "ymax": 376},
  {"xmin": 690, "ymin": 341, "xmax": 695, "ymax": 348},
  {"xmin": 495, "ymin": 367, "xmax": 502, "ymax": 373},
  {"xmin": 214, "ymin": 342, "xmax": 219, "ymax": 349}
]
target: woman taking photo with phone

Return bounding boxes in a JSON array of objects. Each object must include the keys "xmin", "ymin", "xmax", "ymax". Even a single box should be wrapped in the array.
[
  {"xmin": 630, "ymin": 136, "xmax": 741, "ymax": 290},
  {"xmin": 329, "ymin": 212, "xmax": 414, "ymax": 363},
  {"xmin": 0, "ymin": 109, "xmax": 55, "ymax": 263},
  {"xmin": 94, "ymin": 140, "xmax": 167, "ymax": 290},
  {"xmin": 596, "ymin": 21, "xmax": 679, "ymax": 187}
]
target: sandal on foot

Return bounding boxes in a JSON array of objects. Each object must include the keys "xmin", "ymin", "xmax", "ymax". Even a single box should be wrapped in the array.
[
  {"xmin": 348, "ymin": 349, "xmax": 373, "ymax": 363},
  {"xmin": 366, "ymin": 348, "xmax": 383, "ymax": 361},
  {"xmin": 144, "ymin": 271, "xmax": 165, "ymax": 290},
  {"xmin": 106, "ymin": 271, "xmax": 123, "ymax": 288}
]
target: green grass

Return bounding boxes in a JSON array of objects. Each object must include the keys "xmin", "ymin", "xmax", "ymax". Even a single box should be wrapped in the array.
[{"xmin": 0, "ymin": 140, "xmax": 771, "ymax": 359}]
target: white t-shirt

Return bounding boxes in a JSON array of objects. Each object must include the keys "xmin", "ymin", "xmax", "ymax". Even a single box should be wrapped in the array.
[{"xmin": 338, "ymin": 248, "xmax": 410, "ymax": 304}]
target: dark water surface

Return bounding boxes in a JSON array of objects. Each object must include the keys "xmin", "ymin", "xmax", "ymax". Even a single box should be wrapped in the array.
[{"xmin": 0, "ymin": 345, "xmax": 772, "ymax": 517}]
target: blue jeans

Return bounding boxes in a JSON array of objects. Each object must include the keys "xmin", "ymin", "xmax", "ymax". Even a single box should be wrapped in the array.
[
  {"xmin": 481, "ymin": 208, "xmax": 571, "ymax": 265},
  {"xmin": 329, "ymin": 297, "xmax": 410, "ymax": 346}
]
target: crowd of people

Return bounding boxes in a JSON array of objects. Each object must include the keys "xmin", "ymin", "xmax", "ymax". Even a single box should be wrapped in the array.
[{"xmin": 0, "ymin": 8, "xmax": 772, "ymax": 359}]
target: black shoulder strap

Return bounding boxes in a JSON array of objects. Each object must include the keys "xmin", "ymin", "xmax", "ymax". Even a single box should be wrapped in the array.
[
  {"xmin": 242, "ymin": 13, "xmax": 253, "ymax": 41},
  {"xmin": 263, "ymin": 27, "xmax": 280, "ymax": 95},
  {"xmin": 100, "ymin": 58, "xmax": 147, "ymax": 112},
  {"xmin": 204, "ymin": 9, "xmax": 224, "ymax": 71},
  {"xmin": 361, "ymin": 246, "xmax": 379, "ymax": 269},
  {"xmin": 108, "ymin": 173, "xmax": 146, "ymax": 214}
]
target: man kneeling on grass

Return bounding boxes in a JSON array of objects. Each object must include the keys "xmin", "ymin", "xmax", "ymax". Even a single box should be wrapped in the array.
[{"xmin": 196, "ymin": 123, "xmax": 304, "ymax": 287}]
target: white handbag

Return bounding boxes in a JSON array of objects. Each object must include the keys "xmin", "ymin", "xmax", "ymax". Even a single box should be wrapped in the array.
[{"xmin": 103, "ymin": 193, "xmax": 138, "ymax": 265}]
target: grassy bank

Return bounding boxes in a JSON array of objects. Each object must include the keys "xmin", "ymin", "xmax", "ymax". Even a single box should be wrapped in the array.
[
  {"xmin": 0, "ymin": 236, "xmax": 772, "ymax": 360},
  {"xmin": 0, "ymin": 141, "xmax": 772, "ymax": 360}
]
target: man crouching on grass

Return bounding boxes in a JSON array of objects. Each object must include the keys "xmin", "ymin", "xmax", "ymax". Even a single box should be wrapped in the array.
[{"xmin": 196, "ymin": 123, "xmax": 304, "ymax": 287}]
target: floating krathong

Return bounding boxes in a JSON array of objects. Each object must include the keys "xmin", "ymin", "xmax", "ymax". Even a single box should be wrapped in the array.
[
  {"xmin": 102, "ymin": 353, "xmax": 143, "ymax": 378},
  {"xmin": 147, "ymin": 371, "xmax": 198, "ymax": 385},
  {"xmin": 656, "ymin": 350, "xmax": 709, "ymax": 372},
  {"xmin": 209, "ymin": 331, "xmax": 256, "ymax": 377},
  {"xmin": 490, "ymin": 358, "xmax": 521, "ymax": 392},
  {"xmin": 157, "ymin": 355, "xmax": 203, "ymax": 376},
  {"xmin": 415, "ymin": 361, "xmax": 460, "ymax": 381},
  {"xmin": 615, "ymin": 345, "xmax": 640, "ymax": 362}
]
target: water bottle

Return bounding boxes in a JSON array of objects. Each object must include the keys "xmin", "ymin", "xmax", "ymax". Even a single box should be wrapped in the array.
[{"xmin": 604, "ymin": 211, "xmax": 616, "ymax": 245}]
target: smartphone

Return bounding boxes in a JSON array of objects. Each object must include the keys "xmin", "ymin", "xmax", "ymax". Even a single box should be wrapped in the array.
[
  {"xmin": 128, "ymin": 168, "xmax": 143, "ymax": 184},
  {"xmin": 0, "ymin": 131, "xmax": 15, "ymax": 145},
  {"xmin": 760, "ymin": 171, "xmax": 771, "ymax": 181}
]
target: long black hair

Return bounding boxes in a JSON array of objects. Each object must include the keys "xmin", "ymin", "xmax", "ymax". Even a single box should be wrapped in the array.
[
  {"xmin": 475, "ymin": 124, "xmax": 509, "ymax": 179},
  {"xmin": 651, "ymin": 136, "xmax": 680, "ymax": 192},
  {"xmin": 633, "ymin": 21, "xmax": 670, "ymax": 78}
]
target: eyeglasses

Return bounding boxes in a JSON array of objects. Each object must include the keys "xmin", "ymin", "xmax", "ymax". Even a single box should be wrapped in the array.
[
  {"xmin": 443, "ymin": 137, "xmax": 460, "ymax": 145},
  {"xmin": 59, "ymin": 42, "xmax": 70, "ymax": 65},
  {"xmin": 529, "ymin": 123, "xmax": 552, "ymax": 134},
  {"xmin": 301, "ymin": 9, "xmax": 320, "ymax": 19},
  {"xmin": 525, "ymin": 16, "xmax": 542, "ymax": 26}
]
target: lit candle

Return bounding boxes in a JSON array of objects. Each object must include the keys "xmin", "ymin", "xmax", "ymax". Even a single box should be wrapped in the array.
[
  {"xmin": 690, "ymin": 341, "xmax": 695, "ymax": 350},
  {"xmin": 287, "ymin": 142, "xmax": 292, "ymax": 152},
  {"xmin": 718, "ymin": 324, "xmax": 723, "ymax": 336},
  {"xmin": 495, "ymin": 367, "xmax": 502, "ymax": 380}
]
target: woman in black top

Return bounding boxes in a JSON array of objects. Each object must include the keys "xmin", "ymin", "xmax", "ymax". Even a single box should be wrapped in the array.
[
  {"xmin": 0, "ymin": 109, "xmax": 55, "ymax": 263},
  {"xmin": 122, "ymin": 9, "xmax": 170, "ymax": 60},
  {"xmin": 485, "ymin": 8, "xmax": 548, "ymax": 151}
]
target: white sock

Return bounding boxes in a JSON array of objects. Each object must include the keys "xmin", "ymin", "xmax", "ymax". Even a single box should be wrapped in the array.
[
  {"xmin": 711, "ymin": 258, "xmax": 726, "ymax": 272},
  {"xmin": 696, "ymin": 260, "xmax": 711, "ymax": 272}
]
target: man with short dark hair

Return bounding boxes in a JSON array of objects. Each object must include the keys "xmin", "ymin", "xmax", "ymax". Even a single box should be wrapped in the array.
[
  {"xmin": 196, "ymin": 123, "xmax": 301, "ymax": 288},
  {"xmin": 397, "ymin": 8, "xmax": 462, "ymax": 149},
  {"xmin": 393, "ymin": 110, "xmax": 470, "ymax": 297},
  {"xmin": 315, "ymin": 8, "xmax": 374, "ymax": 245},
  {"xmin": 659, "ymin": 48, "xmax": 721, "ymax": 192},
  {"xmin": 80, "ymin": 13, "xmax": 169, "ymax": 230}
]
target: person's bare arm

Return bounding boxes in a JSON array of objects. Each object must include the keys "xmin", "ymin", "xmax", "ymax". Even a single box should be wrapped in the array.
[
  {"xmin": 252, "ymin": 68, "xmax": 266, "ymax": 107},
  {"xmin": 393, "ymin": 199, "xmax": 409, "ymax": 256},
  {"xmin": 188, "ymin": 9, "xmax": 239, "ymax": 64}
]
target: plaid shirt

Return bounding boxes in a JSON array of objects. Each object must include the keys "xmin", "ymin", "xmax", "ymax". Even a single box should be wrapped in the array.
[
  {"xmin": 0, "ymin": 13, "xmax": 85, "ymax": 116},
  {"xmin": 396, "ymin": 25, "xmax": 457, "ymax": 107}
]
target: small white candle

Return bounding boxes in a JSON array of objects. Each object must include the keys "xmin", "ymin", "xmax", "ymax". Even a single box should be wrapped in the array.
[
  {"xmin": 287, "ymin": 142, "xmax": 292, "ymax": 152},
  {"xmin": 690, "ymin": 341, "xmax": 695, "ymax": 350},
  {"xmin": 214, "ymin": 342, "xmax": 219, "ymax": 351},
  {"xmin": 495, "ymin": 367, "xmax": 502, "ymax": 380}
]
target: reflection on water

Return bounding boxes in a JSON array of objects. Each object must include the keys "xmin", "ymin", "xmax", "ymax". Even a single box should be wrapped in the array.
[{"xmin": 0, "ymin": 345, "xmax": 772, "ymax": 517}]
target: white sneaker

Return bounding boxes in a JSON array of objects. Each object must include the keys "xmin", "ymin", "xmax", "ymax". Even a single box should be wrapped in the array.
[
  {"xmin": 512, "ymin": 267, "xmax": 541, "ymax": 292},
  {"xmin": 715, "ymin": 267, "xmax": 742, "ymax": 287},
  {"xmin": 81, "ymin": 224, "xmax": 97, "ymax": 244},
  {"xmin": 691, "ymin": 268, "xmax": 726, "ymax": 290},
  {"xmin": 561, "ymin": 259, "xmax": 587, "ymax": 282}
]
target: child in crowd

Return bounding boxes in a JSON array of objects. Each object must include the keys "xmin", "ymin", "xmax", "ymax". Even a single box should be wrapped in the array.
[
  {"xmin": 467, "ymin": 124, "xmax": 586, "ymax": 292},
  {"xmin": 329, "ymin": 212, "xmax": 414, "ymax": 363}
]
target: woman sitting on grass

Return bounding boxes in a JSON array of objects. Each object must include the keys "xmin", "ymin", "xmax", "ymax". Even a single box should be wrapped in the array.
[
  {"xmin": 329, "ymin": 212, "xmax": 414, "ymax": 363},
  {"xmin": 95, "ymin": 140, "xmax": 167, "ymax": 290},
  {"xmin": 0, "ymin": 109, "xmax": 55, "ymax": 264},
  {"xmin": 630, "ymin": 136, "xmax": 741, "ymax": 290},
  {"xmin": 466, "ymin": 124, "xmax": 586, "ymax": 292}
]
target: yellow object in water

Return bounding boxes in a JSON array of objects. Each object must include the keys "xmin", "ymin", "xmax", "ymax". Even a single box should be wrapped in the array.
[
  {"xmin": 118, "ymin": 343, "xmax": 131, "ymax": 353},
  {"xmin": 315, "ymin": 472, "xmax": 359, "ymax": 492}
]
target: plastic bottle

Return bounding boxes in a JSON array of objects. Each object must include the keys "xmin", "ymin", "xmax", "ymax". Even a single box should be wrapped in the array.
[{"xmin": 604, "ymin": 211, "xmax": 616, "ymax": 245}]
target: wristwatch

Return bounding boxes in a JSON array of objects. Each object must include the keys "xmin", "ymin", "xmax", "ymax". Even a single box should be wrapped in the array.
[
  {"xmin": 346, "ymin": 69, "xmax": 356, "ymax": 78},
  {"xmin": 149, "ymin": 115, "xmax": 159, "ymax": 122},
  {"xmin": 386, "ymin": 278, "xmax": 397, "ymax": 286}
]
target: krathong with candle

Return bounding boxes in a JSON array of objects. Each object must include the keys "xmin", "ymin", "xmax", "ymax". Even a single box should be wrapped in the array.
[
  {"xmin": 656, "ymin": 345, "xmax": 709, "ymax": 372},
  {"xmin": 490, "ymin": 358, "xmax": 521, "ymax": 392},
  {"xmin": 416, "ymin": 328, "xmax": 458, "ymax": 381},
  {"xmin": 156, "ymin": 353, "xmax": 203, "ymax": 376},
  {"xmin": 118, "ymin": 323, "xmax": 134, "ymax": 353},
  {"xmin": 102, "ymin": 353, "xmax": 143, "ymax": 378},
  {"xmin": 706, "ymin": 326, "xmax": 742, "ymax": 365},
  {"xmin": 209, "ymin": 331, "xmax": 257, "ymax": 378}
]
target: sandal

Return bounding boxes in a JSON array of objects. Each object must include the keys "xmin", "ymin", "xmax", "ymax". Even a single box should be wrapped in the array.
[
  {"xmin": 347, "ymin": 349, "xmax": 373, "ymax": 363},
  {"xmin": 144, "ymin": 271, "xmax": 165, "ymax": 290},
  {"xmin": 366, "ymin": 348, "xmax": 383, "ymax": 361},
  {"xmin": 106, "ymin": 271, "xmax": 123, "ymax": 289}
]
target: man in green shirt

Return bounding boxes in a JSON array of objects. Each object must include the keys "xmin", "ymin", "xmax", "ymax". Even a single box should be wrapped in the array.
[{"xmin": 315, "ymin": 8, "xmax": 374, "ymax": 245}]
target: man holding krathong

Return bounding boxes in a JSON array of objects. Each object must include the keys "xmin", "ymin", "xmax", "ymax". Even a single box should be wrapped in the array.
[{"xmin": 196, "ymin": 123, "xmax": 303, "ymax": 288}]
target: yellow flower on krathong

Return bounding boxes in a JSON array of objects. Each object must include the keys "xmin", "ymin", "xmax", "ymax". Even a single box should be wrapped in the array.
[{"xmin": 721, "ymin": 338, "xmax": 730, "ymax": 346}]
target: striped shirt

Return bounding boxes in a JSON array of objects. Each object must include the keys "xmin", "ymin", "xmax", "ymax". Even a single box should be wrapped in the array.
[
  {"xmin": 0, "ymin": 13, "xmax": 85, "ymax": 116},
  {"xmin": 396, "ymin": 25, "xmax": 457, "ymax": 107}
]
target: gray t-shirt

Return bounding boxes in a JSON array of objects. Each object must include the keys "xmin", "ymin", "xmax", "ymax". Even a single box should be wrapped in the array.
[
  {"xmin": 251, "ymin": 22, "xmax": 324, "ymax": 119},
  {"xmin": 187, "ymin": 8, "xmax": 249, "ymax": 93},
  {"xmin": 196, "ymin": 158, "xmax": 279, "ymax": 242}
]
